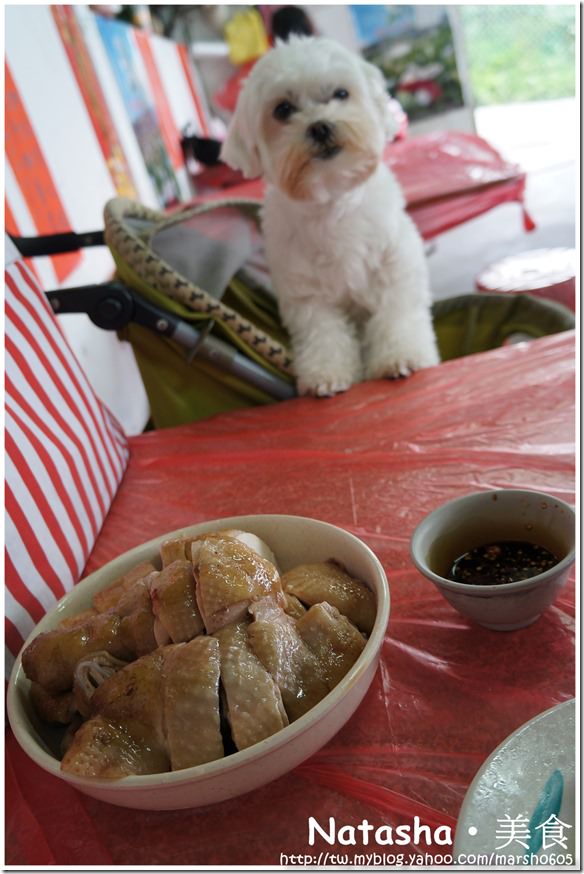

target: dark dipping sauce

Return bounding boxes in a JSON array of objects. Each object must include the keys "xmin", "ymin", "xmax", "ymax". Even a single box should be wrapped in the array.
[{"xmin": 450, "ymin": 540, "xmax": 558, "ymax": 586}]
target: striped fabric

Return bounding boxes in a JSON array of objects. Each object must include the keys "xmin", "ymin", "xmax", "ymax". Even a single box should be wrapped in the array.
[{"xmin": 5, "ymin": 257, "xmax": 129, "ymax": 672}]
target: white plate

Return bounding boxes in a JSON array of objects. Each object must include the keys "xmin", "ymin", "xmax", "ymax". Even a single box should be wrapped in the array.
[{"xmin": 455, "ymin": 699, "xmax": 576, "ymax": 865}]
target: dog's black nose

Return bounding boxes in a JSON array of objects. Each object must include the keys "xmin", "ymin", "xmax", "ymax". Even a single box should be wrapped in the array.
[{"xmin": 308, "ymin": 121, "xmax": 333, "ymax": 143}]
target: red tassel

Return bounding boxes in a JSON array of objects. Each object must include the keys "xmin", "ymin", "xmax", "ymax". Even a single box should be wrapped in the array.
[{"xmin": 521, "ymin": 202, "xmax": 537, "ymax": 232}]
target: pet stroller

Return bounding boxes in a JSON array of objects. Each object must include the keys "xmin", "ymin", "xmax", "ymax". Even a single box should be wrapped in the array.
[{"xmin": 13, "ymin": 196, "xmax": 575, "ymax": 430}]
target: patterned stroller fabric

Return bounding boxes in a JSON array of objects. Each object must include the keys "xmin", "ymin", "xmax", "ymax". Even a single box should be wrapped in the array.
[{"xmin": 104, "ymin": 197, "xmax": 295, "ymax": 427}]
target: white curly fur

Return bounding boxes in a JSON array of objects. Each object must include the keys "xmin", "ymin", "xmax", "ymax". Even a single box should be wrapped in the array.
[{"xmin": 221, "ymin": 36, "xmax": 439, "ymax": 396}]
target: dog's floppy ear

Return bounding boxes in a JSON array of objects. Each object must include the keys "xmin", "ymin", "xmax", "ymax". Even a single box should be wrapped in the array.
[
  {"xmin": 220, "ymin": 81, "xmax": 263, "ymax": 178},
  {"xmin": 359, "ymin": 58, "xmax": 399, "ymax": 142}
]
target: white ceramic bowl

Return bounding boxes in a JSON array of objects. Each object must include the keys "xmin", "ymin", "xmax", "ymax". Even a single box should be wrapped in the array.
[
  {"xmin": 410, "ymin": 489, "xmax": 575, "ymax": 631},
  {"xmin": 8, "ymin": 515, "xmax": 390, "ymax": 810}
]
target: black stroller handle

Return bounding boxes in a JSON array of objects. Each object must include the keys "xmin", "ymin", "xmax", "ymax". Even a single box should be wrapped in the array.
[
  {"xmin": 16, "ymin": 227, "xmax": 296, "ymax": 404},
  {"xmin": 10, "ymin": 230, "xmax": 105, "ymax": 258},
  {"xmin": 47, "ymin": 283, "xmax": 140, "ymax": 331},
  {"xmin": 46, "ymin": 283, "xmax": 296, "ymax": 402}
]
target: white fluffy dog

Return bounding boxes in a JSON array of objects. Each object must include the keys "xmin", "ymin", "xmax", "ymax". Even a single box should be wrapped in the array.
[{"xmin": 221, "ymin": 36, "xmax": 440, "ymax": 396}]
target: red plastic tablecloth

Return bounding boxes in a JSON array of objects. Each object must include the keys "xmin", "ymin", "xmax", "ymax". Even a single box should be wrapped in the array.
[
  {"xmin": 193, "ymin": 131, "xmax": 531, "ymax": 240},
  {"xmin": 6, "ymin": 332, "xmax": 575, "ymax": 867}
]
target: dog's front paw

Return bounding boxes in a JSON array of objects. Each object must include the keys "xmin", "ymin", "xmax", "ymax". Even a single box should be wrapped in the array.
[
  {"xmin": 294, "ymin": 345, "xmax": 361, "ymax": 397},
  {"xmin": 297, "ymin": 375, "xmax": 354, "ymax": 397},
  {"xmin": 365, "ymin": 345, "xmax": 439, "ymax": 381},
  {"xmin": 291, "ymin": 321, "xmax": 362, "ymax": 397}
]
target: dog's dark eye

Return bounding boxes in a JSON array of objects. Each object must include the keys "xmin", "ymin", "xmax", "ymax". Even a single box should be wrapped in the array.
[
  {"xmin": 273, "ymin": 101, "xmax": 297, "ymax": 122},
  {"xmin": 333, "ymin": 88, "xmax": 349, "ymax": 100}
]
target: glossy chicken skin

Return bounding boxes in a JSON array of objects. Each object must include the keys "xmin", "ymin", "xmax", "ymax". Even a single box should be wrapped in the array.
[
  {"xmin": 160, "ymin": 530, "xmax": 278, "ymax": 568},
  {"xmin": 115, "ymin": 577, "xmax": 158, "ymax": 656},
  {"xmin": 61, "ymin": 715, "xmax": 170, "ymax": 778},
  {"xmin": 29, "ymin": 683, "xmax": 77, "ymax": 725},
  {"xmin": 62, "ymin": 648, "xmax": 169, "ymax": 777},
  {"xmin": 150, "ymin": 559, "xmax": 204, "ymax": 645},
  {"xmin": 163, "ymin": 637, "xmax": 223, "ymax": 770},
  {"xmin": 215, "ymin": 621, "xmax": 288, "ymax": 750},
  {"xmin": 282, "ymin": 593, "xmax": 307, "ymax": 620},
  {"xmin": 62, "ymin": 639, "xmax": 223, "ymax": 777},
  {"xmin": 193, "ymin": 535, "xmax": 283, "ymax": 634},
  {"xmin": 282, "ymin": 561, "xmax": 376, "ymax": 633},
  {"xmin": 22, "ymin": 612, "xmax": 134, "ymax": 694},
  {"xmin": 296, "ymin": 601, "xmax": 366, "ymax": 688},
  {"xmin": 93, "ymin": 560, "xmax": 158, "ymax": 613},
  {"xmin": 248, "ymin": 597, "xmax": 329, "ymax": 722}
]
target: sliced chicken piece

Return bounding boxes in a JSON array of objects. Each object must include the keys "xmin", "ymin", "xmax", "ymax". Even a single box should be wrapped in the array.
[
  {"xmin": 61, "ymin": 715, "xmax": 170, "ymax": 778},
  {"xmin": 119, "ymin": 609, "xmax": 157, "ymax": 658},
  {"xmin": 193, "ymin": 535, "xmax": 283, "ymax": 634},
  {"xmin": 160, "ymin": 536, "xmax": 195, "ymax": 566},
  {"xmin": 63, "ymin": 641, "xmax": 225, "ymax": 778},
  {"xmin": 296, "ymin": 602, "xmax": 366, "ymax": 688},
  {"xmin": 282, "ymin": 561, "xmax": 376, "ymax": 633},
  {"xmin": 163, "ymin": 637, "xmax": 224, "ymax": 770},
  {"xmin": 58, "ymin": 609, "xmax": 98, "ymax": 630},
  {"xmin": 150, "ymin": 559, "xmax": 203, "ymax": 645},
  {"xmin": 29, "ymin": 683, "xmax": 77, "ymax": 724},
  {"xmin": 73, "ymin": 651, "xmax": 129, "ymax": 718},
  {"xmin": 61, "ymin": 714, "xmax": 83, "ymax": 758},
  {"xmin": 116, "ymin": 576, "xmax": 158, "ymax": 657},
  {"xmin": 214, "ymin": 622, "xmax": 288, "ymax": 751},
  {"xmin": 22, "ymin": 612, "xmax": 133, "ymax": 694},
  {"xmin": 93, "ymin": 560, "xmax": 158, "ymax": 613},
  {"xmin": 23, "ymin": 577, "xmax": 159, "ymax": 695},
  {"xmin": 248, "ymin": 597, "xmax": 329, "ymax": 722},
  {"xmin": 62, "ymin": 648, "xmax": 171, "ymax": 777},
  {"xmin": 283, "ymin": 593, "xmax": 307, "ymax": 620},
  {"xmin": 160, "ymin": 532, "xmax": 232, "ymax": 566},
  {"xmin": 90, "ymin": 648, "xmax": 167, "ymax": 740},
  {"xmin": 226, "ymin": 531, "xmax": 278, "ymax": 568},
  {"xmin": 160, "ymin": 529, "xmax": 278, "ymax": 569},
  {"xmin": 116, "ymin": 575, "xmax": 156, "ymax": 615}
]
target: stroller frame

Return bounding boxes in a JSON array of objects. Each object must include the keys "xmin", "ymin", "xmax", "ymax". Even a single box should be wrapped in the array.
[
  {"xmin": 10, "ymin": 195, "xmax": 575, "ymax": 428},
  {"xmin": 10, "ymin": 200, "xmax": 297, "ymax": 404}
]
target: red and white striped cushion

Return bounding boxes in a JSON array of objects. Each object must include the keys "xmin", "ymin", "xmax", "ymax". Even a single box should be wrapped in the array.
[{"xmin": 5, "ymin": 258, "xmax": 129, "ymax": 671}]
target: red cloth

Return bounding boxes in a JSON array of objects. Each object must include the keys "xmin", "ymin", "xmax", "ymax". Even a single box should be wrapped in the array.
[
  {"xmin": 192, "ymin": 131, "xmax": 532, "ymax": 240},
  {"xmin": 384, "ymin": 131, "xmax": 522, "ymax": 204},
  {"xmin": 214, "ymin": 59, "xmax": 257, "ymax": 114},
  {"xmin": 6, "ymin": 332, "xmax": 575, "ymax": 866},
  {"xmin": 385, "ymin": 130, "xmax": 532, "ymax": 238}
]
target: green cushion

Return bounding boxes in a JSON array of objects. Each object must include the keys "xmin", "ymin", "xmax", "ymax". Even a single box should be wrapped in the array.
[{"xmin": 432, "ymin": 293, "xmax": 574, "ymax": 361}]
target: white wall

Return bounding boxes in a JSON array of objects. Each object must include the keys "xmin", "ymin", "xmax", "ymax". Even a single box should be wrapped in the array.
[
  {"xmin": 4, "ymin": 5, "xmax": 218, "ymax": 435},
  {"xmin": 306, "ymin": 6, "xmax": 360, "ymax": 50}
]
